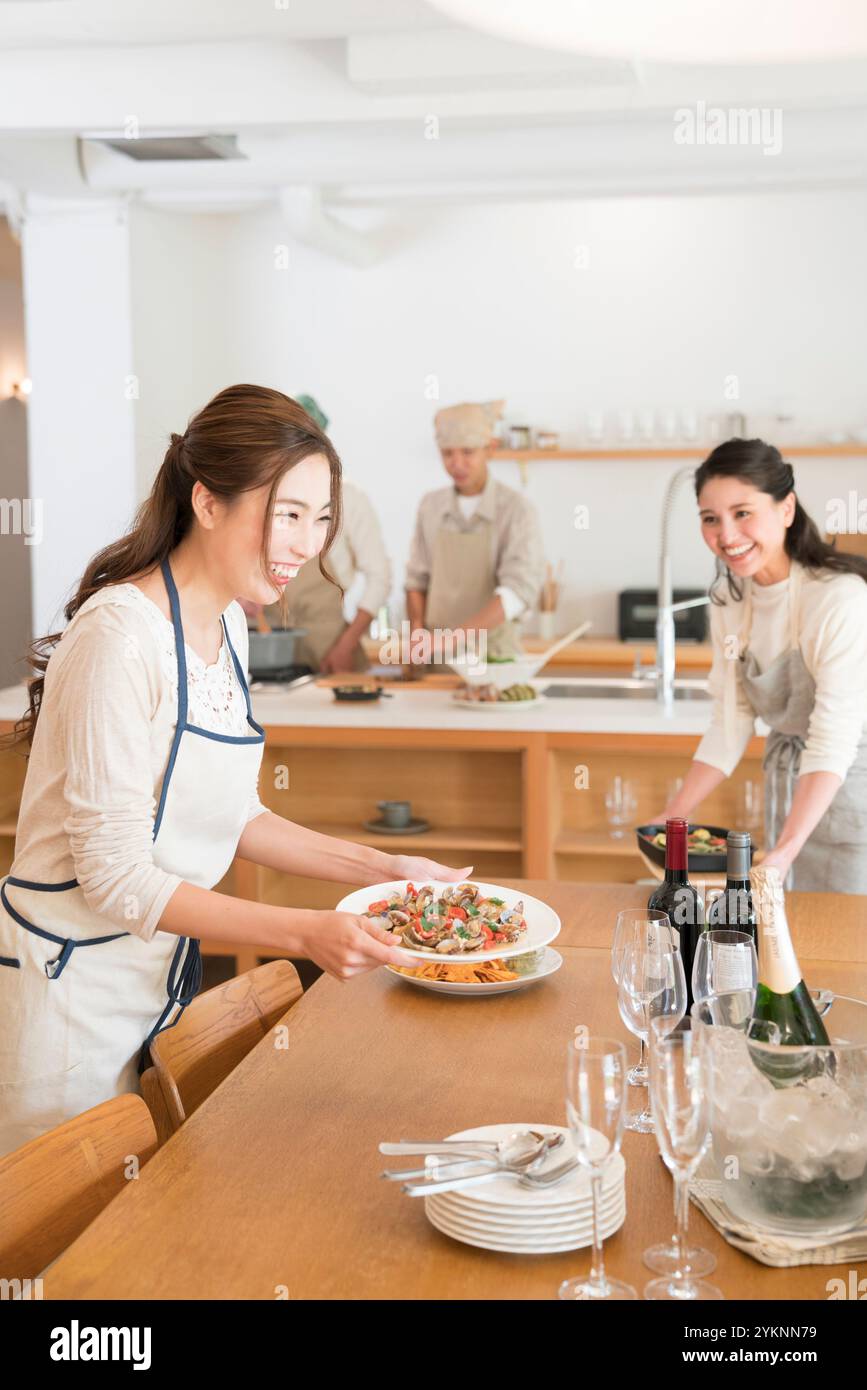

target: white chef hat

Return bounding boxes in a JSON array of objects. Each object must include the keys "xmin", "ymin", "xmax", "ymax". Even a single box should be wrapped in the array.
[{"xmin": 434, "ymin": 400, "xmax": 505, "ymax": 449}]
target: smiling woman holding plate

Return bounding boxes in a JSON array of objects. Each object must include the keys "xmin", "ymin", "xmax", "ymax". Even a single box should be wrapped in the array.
[{"xmin": 0, "ymin": 384, "xmax": 470, "ymax": 1157}]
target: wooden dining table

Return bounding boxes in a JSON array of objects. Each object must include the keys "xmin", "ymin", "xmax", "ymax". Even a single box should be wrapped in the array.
[{"xmin": 44, "ymin": 881, "xmax": 867, "ymax": 1301}]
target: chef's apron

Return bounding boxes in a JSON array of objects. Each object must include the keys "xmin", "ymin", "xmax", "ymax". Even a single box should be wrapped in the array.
[
  {"xmin": 0, "ymin": 556, "xmax": 265, "ymax": 1156},
  {"xmin": 734, "ymin": 561, "xmax": 867, "ymax": 892},
  {"xmin": 262, "ymin": 559, "xmax": 367, "ymax": 672},
  {"xmin": 424, "ymin": 522, "xmax": 522, "ymax": 661}
]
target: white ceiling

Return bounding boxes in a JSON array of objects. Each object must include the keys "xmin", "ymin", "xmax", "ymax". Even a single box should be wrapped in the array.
[{"xmin": 1, "ymin": 0, "xmax": 866, "ymax": 210}]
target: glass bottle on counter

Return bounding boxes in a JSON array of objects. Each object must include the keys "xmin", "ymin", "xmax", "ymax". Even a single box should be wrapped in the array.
[
  {"xmin": 707, "ymin": 831, "xmax": 758, "ymax": 947},
  {"xmin": 647, "ymin": 818, "xmax": 705, "ymax": 1012}
]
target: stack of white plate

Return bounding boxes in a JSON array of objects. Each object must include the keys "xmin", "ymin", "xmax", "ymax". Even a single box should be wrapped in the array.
[{"xmin": 423, "ymin": 1123, "xmax": 627, "ymax": 1255}]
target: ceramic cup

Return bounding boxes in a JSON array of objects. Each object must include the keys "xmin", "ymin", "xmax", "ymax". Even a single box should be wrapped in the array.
[{"xmin": 377, "ymin": 800, "xmax": 412, "ymax": 828}]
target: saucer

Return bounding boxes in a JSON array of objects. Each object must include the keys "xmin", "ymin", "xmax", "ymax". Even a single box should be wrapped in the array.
[{"xmin": 362, "ymin": 817, "xmax": 431, "ymax": 836}]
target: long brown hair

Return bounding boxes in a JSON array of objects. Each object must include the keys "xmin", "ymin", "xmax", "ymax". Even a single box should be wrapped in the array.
[
  {"xmin": 4, "ymin": 383, "xmax": 342, "ymax": 753},
  {"xmin": 695, "ymin": 438, "xmax": 867, "ymax": 603}
]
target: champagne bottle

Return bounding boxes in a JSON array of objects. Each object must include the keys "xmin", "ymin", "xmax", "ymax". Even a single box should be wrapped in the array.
[
  {"xmin": 749, "ymin": 865, "xmax": 829, "ymax": 1046},
  {"xmin": 707, "ymin": 830, "xmax": 758, "ymax": 950},
  {"xmin": 647, "ymin": 818, "xmax": 705, "ymax": 1011}
]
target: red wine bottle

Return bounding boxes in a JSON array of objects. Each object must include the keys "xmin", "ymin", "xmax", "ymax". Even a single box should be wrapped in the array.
[{"xmin": 647, "ymin": 818, "xmax": 705, "ymax": 1010}]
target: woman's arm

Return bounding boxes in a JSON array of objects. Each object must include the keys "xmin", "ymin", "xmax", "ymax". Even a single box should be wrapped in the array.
[
  {"xmin": 656, "ymin": 759, "xmax": 728, "ymax": 823},
  {"xmin": 156, "ymin": 881, "xmax": 409, "ymax": 979},
  {"xmin": 235, "ymin": 810, "xmax": 474, "ymax": 888},
  {"xmin": 759, "ymin": 771, "xmax": 842, "ymax": 879}
]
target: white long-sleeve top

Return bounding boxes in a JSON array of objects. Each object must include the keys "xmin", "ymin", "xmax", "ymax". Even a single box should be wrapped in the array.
[
  {"xmin": 8, "ymin": 584, "xmax": 267, "ymax": 943},
  {"xmin": 695, "ymin": 562, "xmax": 867, "ymax": 780}
]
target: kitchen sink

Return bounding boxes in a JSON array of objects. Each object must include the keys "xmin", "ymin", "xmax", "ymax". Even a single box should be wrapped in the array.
[{"xmin": 540, "ymin": 678, "xmax": 711, "ymax": 702}]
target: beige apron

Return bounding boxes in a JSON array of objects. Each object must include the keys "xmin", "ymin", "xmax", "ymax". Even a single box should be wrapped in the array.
[
  {"xmin": 0, "ymin": 556, "xmax": 266, "ymax": 1157},
  {"xmin": 424, "ymin": 523, "xmax": 522, "ymax": 661},
  {"xmin": 735, "ymin": 562, "xmax": 867, "ymax": 893},
  {"xmin": 263, "ymin": 560, "xmax": 367, "ymax": 672}
]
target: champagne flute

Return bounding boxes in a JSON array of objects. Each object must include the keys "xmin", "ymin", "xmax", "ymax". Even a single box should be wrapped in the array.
[
  {"xmin": 558, "ymin": 1037, "xmax": 636, "ymax": 1301},
  {"xmin": 611, "ymin": 909, "xmax": 675, "ymax": 1089},
  {"xmin": 616, "ymin": 917, "xmax": 687, "ymax": 1132},
  {"xmin": 692, "ymin": 929, "xmax": 758, "ymax": 1005},
  {"xmin": 644, "ymin": 1018, "xmax": 723, "ymax": 1300}
]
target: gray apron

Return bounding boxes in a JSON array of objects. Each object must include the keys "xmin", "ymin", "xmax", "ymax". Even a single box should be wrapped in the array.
[
  {"xmin": 735, "ymin": 562, "xmax": 867, "ymax": 892},
  {"xmin": 425, "ymin": 523, "xmax": 522, "ymax": 661}
]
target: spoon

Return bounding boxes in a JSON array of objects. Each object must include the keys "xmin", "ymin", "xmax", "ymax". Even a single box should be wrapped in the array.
[
  {"xmin": 379, "ymin": 1128, "xmax": 560, "ymax": 1159},
  {"xmin": 523, "ymin": 619, "xmax": 592, "ymax": 679},
  {"xmin": 398, "ymin": 1132, "xmax": 564, "ymax": 1196},
  {"xmin": 382, "ymin": 1132, "xmax": 564, "ymax": 1182}
]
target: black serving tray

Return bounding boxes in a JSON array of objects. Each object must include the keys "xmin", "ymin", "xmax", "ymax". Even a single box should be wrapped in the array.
[{"xmin": 636, "ymin": 822, "xmax": 733, "ymax": 874}]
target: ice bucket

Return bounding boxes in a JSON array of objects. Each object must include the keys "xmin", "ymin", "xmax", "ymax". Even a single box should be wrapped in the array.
[{"xmin": 692, "ymin": 992, "xmax": 867, "ymax": 1237}]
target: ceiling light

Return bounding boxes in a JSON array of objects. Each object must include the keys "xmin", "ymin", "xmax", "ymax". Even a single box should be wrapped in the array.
[{"xmin": 427, "ymin": 0, "xmax": 867, "ymax": 64}]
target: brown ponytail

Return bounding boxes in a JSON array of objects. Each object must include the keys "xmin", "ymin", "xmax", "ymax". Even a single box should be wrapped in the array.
[
  {"xmin": 3, "ymin": 383, "xmax": 342, "ymax": 753},
  {"xmin": 694, "ymin": 438, "xmax": 867, "ymax": 603}
]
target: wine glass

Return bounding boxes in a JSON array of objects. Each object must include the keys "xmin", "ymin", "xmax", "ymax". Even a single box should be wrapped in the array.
[
  {"xmin": 611, "ymin": 909, "xmax": 675, "ymax": 1090},
  {"xmin": 644, "ymin": 1018, "xmax": 723, "ymax": 1300},
  {"xmin": 604, "ymin": 776, "xmax": 637, "ymax": 840},
  {"xmin": 692, "ymin": 929, "xmax": 758, "ymax": 1005},
  {"xmin": 738, "ymin": 778, "xmax": 763, "ymax": 838},
  {"xmin": 558, "ymin": 1037, "xmax": 636, "ymax": 1301},
  {"xmin": 616, "ymin": 919, "xmax": 687, "ymax": 1133}
]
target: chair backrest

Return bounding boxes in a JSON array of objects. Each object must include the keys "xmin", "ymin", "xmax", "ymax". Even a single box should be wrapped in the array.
[
  {"xmin": 0, "ymin": 1092, "xmax": 157, "ymax": 1283},
  {"xmin": 149, "ymin": 958, "xmax": 303, "ymax": 1131},
  {"xmin": 826, "ymin": 531, "xmax": 867, "ymax": 562}
]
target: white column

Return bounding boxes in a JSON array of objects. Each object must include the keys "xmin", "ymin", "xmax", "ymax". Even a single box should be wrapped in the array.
[{"xmin": 19, "ymin": 195, "xmax": 137, "ymax": 636}]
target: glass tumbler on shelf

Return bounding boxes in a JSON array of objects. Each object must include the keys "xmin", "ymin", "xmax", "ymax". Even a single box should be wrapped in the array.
[
  {"xmin": 644, "ymin": 1018, "xmax": 723, "ymax": 1301},
  {"xmin": 615, "ymin": 914, "xmax": 687, "ymax": 1133},
  {"xmin": 604, "ymin": 776, "xmax": 637, "ymax": 840},
  {"xmin": 738, "ymin": 778, "xmax": 763, "ymax": 839},
  {"xmin": 558, "ymin": 1037, "xmax": 636, "ymax": 1302}
]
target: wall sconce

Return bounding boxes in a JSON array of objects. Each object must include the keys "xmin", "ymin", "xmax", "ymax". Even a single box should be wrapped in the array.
[{"xmin": 11, "ymin": 378, "xmax": 32, "ymax": 400}]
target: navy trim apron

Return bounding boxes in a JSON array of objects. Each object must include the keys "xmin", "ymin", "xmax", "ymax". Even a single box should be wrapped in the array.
[{"xmin": 0, "ymin": 558, "xmax": 265, "ymax": 1152}]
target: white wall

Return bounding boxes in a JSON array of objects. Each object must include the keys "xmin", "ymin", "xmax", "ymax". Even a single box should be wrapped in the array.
[
  {"xmin": 130, "ymin": 189, "xmax": 867, "ymax": 636},
  {"xmin": 21, "ymin": 199, "xmax": 137, "ymax": 636}
]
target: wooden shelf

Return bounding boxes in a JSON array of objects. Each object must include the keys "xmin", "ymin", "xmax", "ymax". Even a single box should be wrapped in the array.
[
  {"xmin": 555, "ymin": 829, "xmax": 643, "ymax": 858},
  {"xmin": 304, "ymin": 822, "xmax": 522, "ymax": 853},
  {"xmin": 493, "ymin": 444, "xmax": 867, "ymax": 461}
]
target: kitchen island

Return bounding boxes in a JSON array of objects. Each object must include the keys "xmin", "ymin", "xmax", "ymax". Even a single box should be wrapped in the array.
[{"xmin": 0, "ymin": 676, "xmax": 766, "ymax": 977}]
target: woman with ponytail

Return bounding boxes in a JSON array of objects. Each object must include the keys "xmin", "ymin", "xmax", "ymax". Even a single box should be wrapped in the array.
[
  {"xmin": 0, "ymin": 384, "xmax": 471, "ymax": 1156},
  {"xmin": 660, "ymin": 438, "xmax": 867, "ymax": 891}
]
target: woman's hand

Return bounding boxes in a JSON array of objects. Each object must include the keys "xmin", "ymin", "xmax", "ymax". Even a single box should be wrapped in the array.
[
  {"xmin": 295, "ymin": 909, "xmax": 409, "ymax": 980},
  {"xmin": 389, "ymin": 855, "xmax": 474, "ymax": 883},
  {"xmin": 752, "ymin": 843, "xmax": 795, "ymax": 879}
]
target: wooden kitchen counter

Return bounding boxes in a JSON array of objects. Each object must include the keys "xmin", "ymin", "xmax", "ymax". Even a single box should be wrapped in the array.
[
  {"xmin": 42, "ymin": 881, "xmax": 867, "ymax": 1302},
  {"xmin": 0, "ymin": 677, "xmax": 768, "ymax": 977}
]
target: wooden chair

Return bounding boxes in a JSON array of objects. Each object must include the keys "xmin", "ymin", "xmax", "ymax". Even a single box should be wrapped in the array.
[
  {"xmin": 0, "ymin": 1092, "xmax": 157, "ymax": 1283},
  {"xmin": 144, "ymin": 958, "xmax": 303, "ymax": 1135}
]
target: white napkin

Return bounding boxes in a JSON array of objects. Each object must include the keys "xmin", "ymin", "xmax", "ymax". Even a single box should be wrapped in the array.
[{"xmin": 689, "ymin": 1151, "xmax": 867, "ymax": 1268}]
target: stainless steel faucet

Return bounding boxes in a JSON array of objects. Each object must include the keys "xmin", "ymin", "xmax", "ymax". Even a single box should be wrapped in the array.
[{"xmin": 654, "ymin": 465, "xmax": 711, "ymax": 710}]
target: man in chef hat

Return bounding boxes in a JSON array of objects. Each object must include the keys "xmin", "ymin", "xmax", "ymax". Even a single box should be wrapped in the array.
[{"xmin": 405, "ymin": 400, "xmax": 545, "ymax": 662}]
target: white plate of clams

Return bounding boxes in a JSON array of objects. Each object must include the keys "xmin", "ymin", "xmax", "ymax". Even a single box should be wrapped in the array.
[{"xmin": 335, "ymin": 879, "xmax": 562, "ymax": 963}]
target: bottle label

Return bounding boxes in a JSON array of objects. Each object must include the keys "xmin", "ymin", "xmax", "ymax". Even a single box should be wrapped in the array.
[
  {"xmin": 750, "ymin": 865, "xmax": 801, "ymax": 993},
  {"xmin": 711, "ymin": 942, "xmax": 754, "ymax": 993}
]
